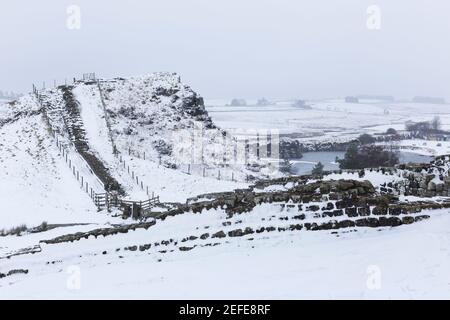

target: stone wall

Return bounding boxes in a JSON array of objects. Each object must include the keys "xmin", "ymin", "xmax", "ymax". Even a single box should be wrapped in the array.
[
  {"xmin": 168, "ymin": 179, "xmax": 443, "ymax": 222},
  {"xmin": 40, "ymin": 157, "xmax": 450, "ymax": 246},
  {"xmin": 380, "ymin": 156, "xmax": 450, "ymax": 197}
]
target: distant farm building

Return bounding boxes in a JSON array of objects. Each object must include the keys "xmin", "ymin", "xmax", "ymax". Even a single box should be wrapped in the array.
[
  {"xmin": 345, "ymin": 96, "xmax": 359, "ymax": 103},
  {"xmin": 229, "ymin": 99, "xmax": 247, "ymax": 106},
  {"xmin": 412, "ymin": 96, "xmax": 446, "ymax": 105},
  {"xmin": 257, "ymin": 98, "xmax": 271, "ymax": 106},
  {"xmin": 292, "ymin": 100, "xmax": 312, "ymax": 109}
]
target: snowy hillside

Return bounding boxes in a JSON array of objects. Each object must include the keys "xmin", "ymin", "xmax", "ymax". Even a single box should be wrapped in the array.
[
  {"xmin": 0, "ymin": 74, "xmax": 250, "ymax": 229},
  {"xmin": 0, "ymin": 111, "xmax": 103, "ymax": 229}
]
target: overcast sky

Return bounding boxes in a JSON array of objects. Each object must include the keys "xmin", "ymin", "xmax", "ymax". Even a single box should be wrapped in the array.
[{"xmin": 1, "ymin": 0, "xmax": 449, "ymax": 100}]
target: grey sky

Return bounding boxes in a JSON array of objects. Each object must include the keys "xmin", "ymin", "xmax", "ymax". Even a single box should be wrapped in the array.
[{"xmin": 1, "ymin": 0, "xmax": 449, "ymax": 100}]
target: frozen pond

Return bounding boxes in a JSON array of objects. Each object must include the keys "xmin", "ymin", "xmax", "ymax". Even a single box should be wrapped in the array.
[
  {"xmin": 291, "ymin": 152, "xmax": 344, "ymax": 175},
  {"xmin": 398, "ymin": 152, "xmax": 434, "ymax": 164},
  {"xmin": 291, "ymin": 151, "xmax": 433, "ymax": 175}
]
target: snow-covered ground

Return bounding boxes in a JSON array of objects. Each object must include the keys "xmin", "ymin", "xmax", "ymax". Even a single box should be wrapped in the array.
[
  {"xmin": 2, "ymin": 76, "xmax": 450, "ymax": 299},
  {"xmin": 206, "ymin": 99, "xmax": 450, "ymax": 144},
  {"xmin": 377, "ymin": 139, "xmax": 450, "ymax": 157},
  {"xmin": 1, "ymin": 207, "xmax": 449, "ymax": 299},
  {"xmin": 0, "ymin": 100, "xmax": 13, "ymax": 116},
  {"xmin": 0, "ymin": 113, "xmax": 113, "ymax": 229}
]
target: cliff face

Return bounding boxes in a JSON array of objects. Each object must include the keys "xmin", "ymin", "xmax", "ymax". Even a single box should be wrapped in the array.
[{"xmin": 96, "ymin": 73, "xmax": 219, "ymax": 165}]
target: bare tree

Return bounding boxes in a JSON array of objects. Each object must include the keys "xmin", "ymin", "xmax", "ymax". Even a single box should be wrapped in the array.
[{"xmin": 431, "ymin": 116, "xmax": 441, "ymax": 131}]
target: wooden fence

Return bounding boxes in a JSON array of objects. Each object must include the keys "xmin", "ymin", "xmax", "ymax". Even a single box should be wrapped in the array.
[{"xmin": 95, "ymin": 192, "xmax": 160, "ymax": 216}]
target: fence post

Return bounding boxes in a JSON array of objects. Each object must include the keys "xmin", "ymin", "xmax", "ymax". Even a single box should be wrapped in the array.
[
  {"xmin": 257, "ymin": 132, "xmax": 260, "ymax": 160},
  {"xmin": 245, "ymin": 138, "xmax": 249, "ymax": 165}
]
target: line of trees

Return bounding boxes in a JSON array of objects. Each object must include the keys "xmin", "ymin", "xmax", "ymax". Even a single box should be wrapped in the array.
[
  {"xmin": 405, "ymin": 116, "xmax": 442, "ymax": 136},
  {"xmin": 338, "ymin": 144, "xmax": 399, "ymax": 169}
]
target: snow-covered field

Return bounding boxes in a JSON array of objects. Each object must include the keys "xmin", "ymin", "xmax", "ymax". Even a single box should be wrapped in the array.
[
  {"xmin": 1, "ymin": 207, "xmax": 449, "ymax": 299},
  {"xmin": 206, "ymin": 99, "xmax": 450, "ymax": 144},
  {"xmin": 377, "ymin": 139, "xmax": 450, "ymax": 157}
]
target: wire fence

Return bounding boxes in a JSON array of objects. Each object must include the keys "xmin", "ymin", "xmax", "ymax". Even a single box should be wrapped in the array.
[
  {"xmin": 32, "ymin": 73, "xmax": 96, "ymax": 93},
  {"xmin": 125, "ymin": 147, "xmax": 251, "ymax": 183},
  {"xmin": 117, "ymin": 154, "xmax": 158, "ymax": 198},
  {"xmin": 34, "ymin": 80, "xmax": 160, "ymax": 214},
  {"xmin": 96, "ymin": 81, "xmax": 161, "ymax": 196},
  {"xmin": 36, "ymin": 91, "xmax": 106, "ymax": 202}
]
